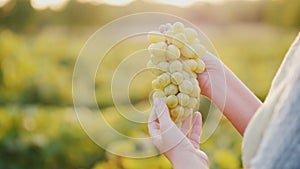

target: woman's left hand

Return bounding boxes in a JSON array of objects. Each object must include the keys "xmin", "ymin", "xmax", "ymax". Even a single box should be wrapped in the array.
[{"xmin": 148, "ymin": 98, "xmax": 209, "ymax": 169}]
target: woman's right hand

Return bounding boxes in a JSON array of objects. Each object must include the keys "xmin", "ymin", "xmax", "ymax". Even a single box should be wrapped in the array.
[{"xmin": 197, "ymin": 51, "xmax": 227, "ymax": 99}]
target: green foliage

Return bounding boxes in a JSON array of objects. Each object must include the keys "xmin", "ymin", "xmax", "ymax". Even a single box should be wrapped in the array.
[
  {"xmin": 92, "ymin": 156, "xmax": 172, "ymax": 169},
  {"xmin": 0, "ymin": 29, "xmax": 82, "ymax": 105},
  {"xmin": 0, "ymin": 24, "xmax": 297, "ymax": 168},
  {"xmin": 211, "ymin": 25, "xmax": 298, "ymax": 100},
  {"xmin": 0, "ymin": 107, "xmax": 104, "ymax": 169},
  {"xmin": 263, "ymin": 0, "xmax": 300, "ymax": 27}
]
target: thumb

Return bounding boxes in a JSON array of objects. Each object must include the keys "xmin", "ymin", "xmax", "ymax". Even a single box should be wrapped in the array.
[{"xmin": 153, "ymin": 98, "xmax": 173, "ymax": 129}]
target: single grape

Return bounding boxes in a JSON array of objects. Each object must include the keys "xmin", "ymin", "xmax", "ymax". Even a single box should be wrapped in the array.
[
  {"xmin": 152, "ymin": 79, "xmax": 161, "ymax": 89},
  {"xmin": 195, "ymin": 58, "xmax": 206, "ymax": 73},
  {"xmin": 177, "ymin": 93, "xmax": 190, "ymax": 106},
  {"xmin": 166, "ymin": 95, "xmax": 179, "ymax": 109},
  {"xmin": 157, "ymin": 73, "xmax": 171, "ymax": 87},
  {"xmin": 183, "ymin": 59, "xmax": 197, "ymax": 71},
  {"xmin": 169, "ymin": 60, "xmax": 183, "ymax": 73},
  {"xmin": 181, "ymin": 71, "xmax": 191, "ymax": 79},
  {"xmin": 187, "ymin": 97, "xmax": 198, "ymax": 109},
  {"xmin": 184, "ymin": 27, "xmax": 198, "ymax": 42},
  {"xmin": 190, "ymin": 78, "xmax": 199, "ymax": 86},
  {"xmin": 165, "ymin": 30, "xmax": 175, "ymax": 44},
  {"xmin": 181, "ymin": 45, "xmax": 196, "ymax": 58},
  {"xmin": 166, "ymin": 45, "xmax": 180, "ymax": 60},
  {"xmin": 171, "ymin": 72, "xmax": 184, "ymax": 85},
  {"xmin": 191, "ymin": 44, "xmax": 206, "ymax": 58},
  {"xmin": 151, "ymin": 68, "xmax": 163, "ymax": 76},
  {"xmin": 172, "ymin": 22, "xmax": 185, "ymax": 33},
  {"xmin": 147, "ymin": 31, "xmax": 165, "ymax": 43},
  {"xmin": 189, "ymin": 72, "xmax": 197, "ymax": 78},
  {"xmin": 170, "ymin": 105, "xmax": 184, "ymax": 121},
  {"xmin": 172, "ymin": 33, "xmax": 187, "ymax": 48},
  {"xmin": 179, "ymin": 80, "xmax": 193, "ymax": 94},
  {"xmin": 148, "ymin": 42, "xmax": 167, "ymax": 56},
  {"xmin": 164, "ymin": 84, "xmax": 179, "ymax": 95},
  {"xmin": 190, "ymin": 85, "xmax": 201, "ymax": 98},
  {"xmin": 157, "ymin": 61, "xmax": 169, "ymax": 72},
  {"xmin": 166, "ymin": 23, "xmax": 173, "ymax": 30}
]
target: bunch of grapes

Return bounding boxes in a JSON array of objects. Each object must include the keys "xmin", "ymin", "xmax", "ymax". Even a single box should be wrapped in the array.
[{"xmin": 147, "ymin": 22, "xmax": 206, "ymax": 123}]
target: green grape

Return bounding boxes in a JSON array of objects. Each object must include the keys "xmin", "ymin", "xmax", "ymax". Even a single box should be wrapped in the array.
[
  {"xmin": 157, "ymin": 61, "xmax": 169, "ymax": 72},
  {"xmin": 164, "ymin": 84, "xmax": 178, "ymax": 95},
  {"xmin": 189, "ymin": 72, "xmax": 197, "ymax": 78},
  {"xmin": 169, "ymin": 60, "xmax": 183, "ymax": 73},
  {"xmin": 148, "ymin": 42, "xmax": 167, "ymax": 56},
  {"xmin": 171, "ymin": 72, "xmax": 184, "ymax": 85},
  {"xmin": 190, "ymin": 85, "xmax": 201, "ymax": 98},
  {"xmin": 177, "ymin": 93, "xmax": 190, "ymax": 106},
  {"xmin": 179, "ymin": 80, "xmax": 193, "ymax": 94},
  {"xmin": 172, "ymin": 22, "xmax": 185, "ymax": 33},
  {"xmin": 157, "ymin": 73, "xmax": 171, "ymax": 87},
  {"xmin": 181, "ymin": 71, "xmax": 191, "ymax": 79},
  {"xmin": 151, "ymin": 68, "xmax": 164, "ymax": 76},
  {"xmin": 166, "ymin": 45, "xmax": 180, "ymax": 60},
  {"xmin": 172, "ymin": 33, "xmax": 187, "ymax": 48},
  {"xmin": 187, "ymin": 97, "xmax": 198, "ymax": 109},
  {"xmin": 166, "ymin": 23, "xmax": 173, "ymax": 30},
  {"xmin": 183, "ymin": 59, "xmax": 197, "ymax": 71},
  {"xmin": 147, "ymin": 31, "xmax": 165, "ymax": 43},
  {"xmin": 195, "ymin": 58, "xmax": 206, "ymax": 73},
  {"xmin": 166, "ymin": 95, "xmax": 178, "ymax": 108},
  {"xmin": 152, "ymin": 79, "xmax": 161, "ymax": 89},
  {"xmin": 184, "ymin": 27, "xmax": 198, "ymax": 42},
  {"xmin": 190, "ymin": 78, "xmax": 199, "ymax": 86},
  {"xmin": 180, "ymin": 45, "xmax": 196, "ymax": 59},
  {"xmin": 170, "ymin": 105, "xmax": 184, "ymax": 121},
  {"xmin": 191, "ymin": 44, "xmax": 206, "ymax": 58},
  {"xmin": 165, "ymin": 30, "xmax": 175, "ymax": 43}
]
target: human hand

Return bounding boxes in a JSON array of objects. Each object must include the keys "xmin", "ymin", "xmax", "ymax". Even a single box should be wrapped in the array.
[
  {"xmin": 197, "ymin": 51, "xmax": 226, "ymax": 99},
  {"xmin": 148, "ymin": 98, "xmax": 209, "ymax": 169}
]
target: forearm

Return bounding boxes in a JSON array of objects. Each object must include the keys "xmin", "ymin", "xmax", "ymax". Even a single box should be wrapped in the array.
[
  {"xmin": 222, "ymin": 65, "xmax": 262, "ymax": 135},
  {"xmin": 167, "ymin": 149, "xmax": 209, "ymax": 169},
  {"xmin": 199, "ymin": 54, "xmax": 262, "ymax": 135}
]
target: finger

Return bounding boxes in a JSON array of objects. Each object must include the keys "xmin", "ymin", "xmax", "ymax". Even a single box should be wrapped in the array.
[
  {"xmin": 153, "ymin": 98, "xmax": 172, "ymax": 129},
  {"xmin": 148, "ymin": 104, "xmax": 160, "ymax": 137},
  {"xmin": 149, "ymin": 103, "xmax": 158, "ymax": 123},
  {"xmin": 190, "ymin": 112, "xmax": 202, "ymax": 149},
  {"xmin": 180, "ymin": 115, "xmax": 192, "ymax": 136}
]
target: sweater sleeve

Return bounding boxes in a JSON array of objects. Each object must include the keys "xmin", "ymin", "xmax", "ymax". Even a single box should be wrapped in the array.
[
  {"xmin": 249, "ymin": 33, "xmax": 300, "ymax": 169},
  {"xmin": 242, "ymin": 32, "xmax": 300, "ymax": 168}
]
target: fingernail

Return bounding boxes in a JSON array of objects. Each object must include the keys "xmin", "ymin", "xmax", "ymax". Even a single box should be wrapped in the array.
[{"xmin": 195, "ymin": 112, "xmax": 201, "ymax": 119}]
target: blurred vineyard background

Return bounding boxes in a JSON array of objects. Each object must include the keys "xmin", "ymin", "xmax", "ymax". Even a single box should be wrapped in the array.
[{"xmin": 0, "ymin": 0, "xmax": 299, "ymax": 168}]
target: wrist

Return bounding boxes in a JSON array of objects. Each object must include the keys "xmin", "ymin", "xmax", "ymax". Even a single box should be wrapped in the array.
[{"xmin": 166, "ymin": 148, "xmax": 208, "ymax": 169}]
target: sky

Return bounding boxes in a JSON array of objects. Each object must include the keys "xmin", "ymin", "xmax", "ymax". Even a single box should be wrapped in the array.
[{"xmin": 0, "ymin": 0, "xmax": 260, "ymax": 10}]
